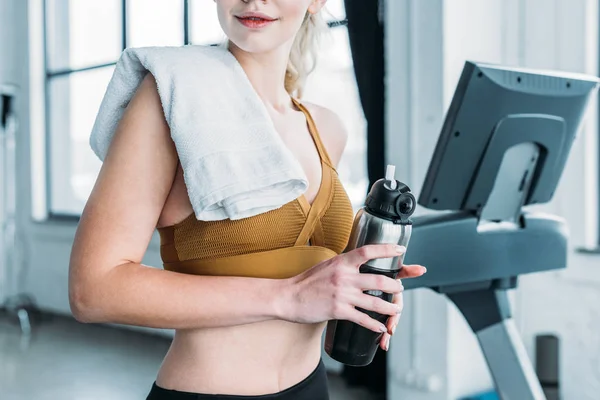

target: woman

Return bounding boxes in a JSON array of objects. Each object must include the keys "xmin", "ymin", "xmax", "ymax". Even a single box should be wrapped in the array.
[{"xmin": 68, "ymin": 0, "xmax": 426, "ymax": 399}]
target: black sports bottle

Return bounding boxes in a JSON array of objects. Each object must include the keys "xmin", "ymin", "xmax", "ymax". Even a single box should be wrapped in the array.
[{"xmin": 324, "ymin": 164, "xmax": 415, "ymax": 366}]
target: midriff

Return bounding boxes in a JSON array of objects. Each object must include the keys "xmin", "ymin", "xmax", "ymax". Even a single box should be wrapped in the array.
[{"xmin": 155, "ymin": 320, "xmax": 326, "ymax": 395}]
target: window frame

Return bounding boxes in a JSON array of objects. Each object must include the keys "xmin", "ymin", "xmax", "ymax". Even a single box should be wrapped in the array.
[
  {"xmin": 597, "ymin": 24, "xmax": 600, "ymax": 250},
  {"xmin": 40, "ymin": 0, "xmax": 348, "ymax": 221},
  {"xmin": 581, "ymin": 1, "xmax": 600, "ymax": 252},
  {"xmin": 579, "ymin": 8, "xmax": 600, "ymax": 253}
]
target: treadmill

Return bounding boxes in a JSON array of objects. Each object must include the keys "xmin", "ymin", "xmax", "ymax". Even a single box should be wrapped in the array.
[{"xmin": 402, "ymin": 61, "xmax": 600, "ymax": 400}]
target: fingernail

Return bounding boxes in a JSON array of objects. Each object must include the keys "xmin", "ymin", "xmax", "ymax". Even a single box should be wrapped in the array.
[
  {"xmin": 395, "ymin": 245, "xmax": 406, "ymax": 254},
  {"xmin": 392, "ymin": 324, "xmax": 397, "ymax": 335},
  {"xmin": 396, "ymin": 306, "xmax": 402, "ymax": 314},
  {"xmin": 380, "ymin": 325, "xmax": 387, "ymax": 333},
  {"xmin": 422, "ymin": 266, "xmax": 427, "ymax": 273},
  {"xmin": 385, "ymin": 336, "xmax": 390, "ymax": 351}
]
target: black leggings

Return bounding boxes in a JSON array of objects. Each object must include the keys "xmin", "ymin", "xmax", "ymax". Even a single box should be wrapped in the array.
[{"xmin": 146, "ymin": 359, "xmax": 329, "ymax": 400}]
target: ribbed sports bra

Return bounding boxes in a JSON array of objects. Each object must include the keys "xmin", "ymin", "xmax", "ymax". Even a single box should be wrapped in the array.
[{"xmin": 157, "ymin": 98, "xmax": 355, "ymax": 279}]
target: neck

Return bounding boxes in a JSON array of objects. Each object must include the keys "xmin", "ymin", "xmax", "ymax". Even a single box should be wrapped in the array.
[{"xmin": 227, "ymin": 40, "xmax": 295, "ymax": 113}]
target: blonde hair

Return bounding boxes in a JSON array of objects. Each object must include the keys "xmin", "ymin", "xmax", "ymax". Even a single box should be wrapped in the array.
[{"xmin": 285, "ymin": 11, "xmax": 328, "ymax": 98}]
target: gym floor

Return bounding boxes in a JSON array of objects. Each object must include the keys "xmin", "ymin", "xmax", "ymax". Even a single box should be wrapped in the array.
[{"xmin": 0, "ymin": 310, "xmax": 380, "ymax": 400}]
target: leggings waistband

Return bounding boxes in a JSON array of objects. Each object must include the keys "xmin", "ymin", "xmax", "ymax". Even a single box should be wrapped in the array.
[{"xmin": 146, "ymin": 359, "xmax": 329, "ymax": 400}]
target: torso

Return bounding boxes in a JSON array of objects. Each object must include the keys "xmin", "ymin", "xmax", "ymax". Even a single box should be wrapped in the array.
[{"xmin": 154, "ymin": 101, "xmax": 347, "ymax": 395}]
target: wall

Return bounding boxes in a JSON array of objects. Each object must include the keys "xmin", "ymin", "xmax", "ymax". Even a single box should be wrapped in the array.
[{"xmin": 386, "ymin": 0, "xmax": 600, "ymax": 399}]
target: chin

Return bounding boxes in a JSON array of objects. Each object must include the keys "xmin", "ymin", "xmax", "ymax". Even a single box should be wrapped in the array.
[{"xmin": 229, "ymin": 37, "xmax": 280, "ymax": 54}]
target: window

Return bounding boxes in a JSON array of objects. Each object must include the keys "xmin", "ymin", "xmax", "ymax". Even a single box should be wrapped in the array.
[{"xmin": 41, "ymin": 0, "xmax": 367, "ymax": 217}]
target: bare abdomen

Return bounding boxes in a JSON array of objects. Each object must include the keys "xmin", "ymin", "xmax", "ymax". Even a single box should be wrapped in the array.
[{"xmin": 155, "ymin": 320, "xmax": 326, "ymax": 395}]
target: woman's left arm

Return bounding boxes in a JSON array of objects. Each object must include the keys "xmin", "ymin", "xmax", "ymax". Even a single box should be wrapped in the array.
[{"xmin": 304, "ymin": 102, "xmax": 428, "ymax": 350}]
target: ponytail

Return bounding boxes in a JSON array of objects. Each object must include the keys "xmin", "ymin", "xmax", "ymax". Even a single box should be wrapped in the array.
[{"xmin": 285, "ymin": 11, "xmax": 328, "ymax": 98}]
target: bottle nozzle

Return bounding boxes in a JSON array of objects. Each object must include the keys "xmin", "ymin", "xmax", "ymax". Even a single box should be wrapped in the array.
[{"xmin": 385, "ymin": 165, "xmax": 397, "ymax": 190}]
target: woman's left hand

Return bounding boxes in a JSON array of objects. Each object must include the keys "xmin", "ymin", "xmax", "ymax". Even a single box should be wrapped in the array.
[{"xmin": 380, "ymin": 264, "xmax": 427, "ymax": 351}]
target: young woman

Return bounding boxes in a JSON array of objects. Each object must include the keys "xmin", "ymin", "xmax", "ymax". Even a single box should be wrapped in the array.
[{"xmin": 68, "ymin": 1, "xmax": 426, "ymax": 399}]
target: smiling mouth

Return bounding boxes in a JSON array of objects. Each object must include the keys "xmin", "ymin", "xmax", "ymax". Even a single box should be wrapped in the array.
[{"xmin": 235, "ymin": 16, "xmax": 278, "ymax": 28}]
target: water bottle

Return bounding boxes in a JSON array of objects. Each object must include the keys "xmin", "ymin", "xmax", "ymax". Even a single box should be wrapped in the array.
[{"xmin": 324, "ymin": 164, "xmax": 416, "ymax": 366}]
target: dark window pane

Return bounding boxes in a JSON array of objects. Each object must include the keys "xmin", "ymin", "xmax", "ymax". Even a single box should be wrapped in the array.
[{"xmin": 46, "ymin": 0, "xmax": 122, "ymax": 72}]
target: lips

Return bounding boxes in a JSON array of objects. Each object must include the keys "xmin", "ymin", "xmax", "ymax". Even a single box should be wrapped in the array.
[{"xmin": 235, "ymin": 12, "xmax": 278, "ymax": 29}]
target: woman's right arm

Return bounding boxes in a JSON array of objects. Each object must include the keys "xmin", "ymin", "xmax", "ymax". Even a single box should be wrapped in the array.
[
  {"xmin": 68, "ymin": 73, "xmax": 415, "ymax": 332},
  {"xmin": 69, "ymin": 73, "xmax": 295, "ymax": 329}
]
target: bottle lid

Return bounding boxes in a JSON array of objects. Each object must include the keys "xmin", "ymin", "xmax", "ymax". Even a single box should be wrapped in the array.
[{"xmin": 364, "ymin": 164, "xmax": 416, "ymax": 223}]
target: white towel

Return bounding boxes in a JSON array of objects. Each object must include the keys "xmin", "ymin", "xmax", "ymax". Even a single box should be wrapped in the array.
[{"xmin": 89, "ymin": 45, "xmax": 309, "ymax": 221}]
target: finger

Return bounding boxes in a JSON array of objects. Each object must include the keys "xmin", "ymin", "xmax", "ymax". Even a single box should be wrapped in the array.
[
  {"xmin": 392, "ymin": 291, "xmax": 404, "ymax": 308},
  {"xmin": 344, "ymin": 244, "xmax": 406, "ymax": 266},
  {"xmin": 353, "ymin": 274, "xmax": 404, "ymax": 294},
  {"xmin": 353, "ymin": 293, "xmax": 402, "ymax": 317},
  {"xmin": 380, "ymin": 332, "xmax": 391, "ymax": 351},
  {"xmin": 345, "ymin": 308, "xmax": 389, "ymax": 334},
  {"xmin": 387, "ymin": 314, "xmax": 399, "ymax": 335},
  {"xmin": 386, "ymin": 293, "xmax": 403, "ymax": 334},
  {"xmin": 397, "ymin": 264, "xmax": 427, "ymax": 278}
]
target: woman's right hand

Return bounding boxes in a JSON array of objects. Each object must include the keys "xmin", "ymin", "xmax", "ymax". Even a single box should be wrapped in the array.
[{"xmin": 282, "ymin": 244, "xmax": 407, "ymax": 333}]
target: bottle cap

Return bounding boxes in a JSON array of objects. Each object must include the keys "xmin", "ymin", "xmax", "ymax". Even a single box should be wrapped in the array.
[{"xmin": 365, "ymin": 164, "xmax": 416, "ymax": 223}]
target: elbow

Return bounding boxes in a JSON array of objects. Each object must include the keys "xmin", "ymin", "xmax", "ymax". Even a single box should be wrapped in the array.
[
  {"xmin": 69, "ymin": 285, "xmax": 95, "ymax": 323},
  {"xmin": 69, "ymin": 275, "xmax": 105, "ymax": 324}
]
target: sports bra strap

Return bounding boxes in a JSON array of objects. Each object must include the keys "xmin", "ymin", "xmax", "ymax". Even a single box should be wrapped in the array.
[{"xmin": 291, "ymin": 98, "xmax": 336, "ymax": 170}]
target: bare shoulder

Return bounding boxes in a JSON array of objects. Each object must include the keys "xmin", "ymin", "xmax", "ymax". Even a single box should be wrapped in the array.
[{"xmin": 301, "ymin": 101, "xmax": 349, "ymax": 168}]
